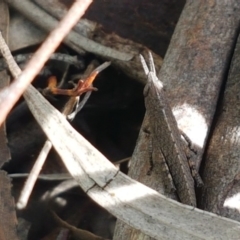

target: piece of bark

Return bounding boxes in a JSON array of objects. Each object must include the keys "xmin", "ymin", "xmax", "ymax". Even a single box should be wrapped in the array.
[
  {"xmin": 0, "ymin": 0, "xmax": 11, "ymax": 167},
  {"xmin": 0, "ymin": 171, "xmax": 18, "ymax": 240},
  {"xmin": 201, "ymin": 32, "xmax": 240, "ymax": 220},
  {"xmin": 35, "ymin": 0, "xmax": 185, "ymax": 57},
  {"xmin": 114, "ymin": 1, "xmax": 240, "ymax": 239},
  {"xmin": 86, "ymin": 0, "xmax": 185, "ymax": 57},
  {"xmin": 157, "ymin": 0, "xmax": 240, "ymax": 166}
]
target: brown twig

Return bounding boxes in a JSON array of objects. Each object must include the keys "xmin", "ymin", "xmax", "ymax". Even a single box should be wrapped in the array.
[
  {"xmin": 0, "ymin": 0, "xmax": 93, "ymax": 126},
  {"xmin": 67, "ymin": 60, "xmax": 101, "ymax": 120},
  {"xmin": 46, "ymin": 62, "xmax": 110, "ymax": 96}
]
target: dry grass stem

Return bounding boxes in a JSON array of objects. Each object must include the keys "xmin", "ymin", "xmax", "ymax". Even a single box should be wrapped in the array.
[{"xmin": 16, "ymin": 140, "xmax": 52, "ymax": 209}]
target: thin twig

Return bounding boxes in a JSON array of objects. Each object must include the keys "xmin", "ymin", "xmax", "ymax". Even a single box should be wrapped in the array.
[
  {"xmin": 67, "ymin": 61, "xmax": 97, "ymax": 120},
  {"xmin": 16, "ymin": 140, "xmax": 52, "ymax": 209},
  {"xmin": 67, "ymin": 62, "xmax": 99, "ymax": 119},
  {"xmin": 9, "ymin": 173, "xmax": 72, "ymax": 181},
  {"xmin": 9, "ymin": 157, "xmax": 131, "ymax": 181},
  {"xmin": 0, "ymin": 53, "xmax": 85, "ymax": 71},
  {"xmin": 0, "ymin": 0, "xmax": 93, "ymax": 126}
]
